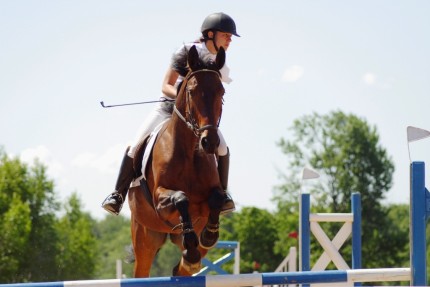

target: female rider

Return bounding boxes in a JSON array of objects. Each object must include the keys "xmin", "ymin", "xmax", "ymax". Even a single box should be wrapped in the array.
[{"xmin": 102, "ymin": 12, "xmax": 240, "ymax": 216}]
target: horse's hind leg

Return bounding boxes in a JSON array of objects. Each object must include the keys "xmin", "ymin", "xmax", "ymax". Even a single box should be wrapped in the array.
[{"xmin": 131, "ymin": 215, "xmax": 166, "ymax": 277}]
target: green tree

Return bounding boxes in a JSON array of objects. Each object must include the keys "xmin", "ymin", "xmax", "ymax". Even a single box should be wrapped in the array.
[
  {"xmin": 383, "ymin": 204, "xmax": 411, "ymax": 286},
  {"xmin": 55, "ymin": 193, "xmax": 98, "ymax": 280},
  {"xmin": 0, "ymin": 195, "xmax": 31, "ymax": 282},
  {"xmin": 150, "ymin": 240, "xmax": 182, "ymax": 276},
  {"xmin": 221, "ymin": 207, "xmax": 283, "ymax": 272},
  {"xmin": 0, "ymin": 149, "xmax": 60, "ymax": 283},
  {"xmin": 94, "ymin": 215, "xmax": 135, "ymax": 278},
  {"xmin": 94, "ymin": 214, "xmax": 181, "ymax": 278},
  {"xmin": 272, "ymin": 200, "xmax": 299, "ymax": 260},
  {"xmin": 275, "ymin": 111, "xmax": 407, "ymax": 271}
]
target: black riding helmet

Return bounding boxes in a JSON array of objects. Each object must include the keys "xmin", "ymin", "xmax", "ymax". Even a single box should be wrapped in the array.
[{"xmin": 201, "ymin": 12, "xmax": 240, "ymax": 37}]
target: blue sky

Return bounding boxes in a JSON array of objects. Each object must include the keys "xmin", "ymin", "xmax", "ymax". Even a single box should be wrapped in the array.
[{"xmin": 1, "ymin": 1, "xmax": 430, "ymax": 219}]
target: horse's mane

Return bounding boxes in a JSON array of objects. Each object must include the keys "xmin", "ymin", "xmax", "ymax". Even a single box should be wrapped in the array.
[{"xmin": 171, "ymin": 44, "xmax": 219, "ymax": 77}]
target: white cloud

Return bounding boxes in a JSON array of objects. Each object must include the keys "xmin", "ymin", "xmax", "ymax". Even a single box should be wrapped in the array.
[
  {"xmin": 71, "ymin": 144, "xmax": 126, "ymax": 175},
  {"xmin": 72, "ymin": 152, "xmax": 97, "ymax": 167},
  {"xmin": 20, "ymin": 145, "xmax": 63, "ymax": 178},
  {"xmin": 282, "ymin": 65, "xmax": 304, "ymax": 82},
  {"xmin": 363, "ymin": 72, "xmax": 377, "ymax": 85},
  {"xmin": 362, "ymin": 72, "xmax": 394, "ymax": 90}
]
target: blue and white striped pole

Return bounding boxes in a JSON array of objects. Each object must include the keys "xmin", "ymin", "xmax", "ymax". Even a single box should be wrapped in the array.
[{"xmin": 0, "ymin": 268, "xmax": 411, "ymax": 287}]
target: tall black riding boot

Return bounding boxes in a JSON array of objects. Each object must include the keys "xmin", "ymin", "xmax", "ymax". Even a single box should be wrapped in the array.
[
  {"xmin": 218, "ymin": 148, "xmax": 235, "ymax": 214},
  {"xmin": 101, "ymin": 147, "xmax": 135, "ymax": 215}
]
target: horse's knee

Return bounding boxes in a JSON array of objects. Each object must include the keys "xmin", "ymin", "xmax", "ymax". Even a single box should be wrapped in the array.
[
  {"xmin": 171, "ymin": 191, "xmax": 189, "ymax": 213},
  {"xmin": 156, "ymin": 189, "xmax": 189, "ymax": 221},
  {"xmin": 172, "ymin": 191, "xmax": 189, "ymax": 208}
]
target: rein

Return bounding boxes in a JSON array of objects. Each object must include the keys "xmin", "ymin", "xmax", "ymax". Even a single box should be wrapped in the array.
[{"xmin": 173, "ymin": 69, "xmax": 222, "ymax": 137}]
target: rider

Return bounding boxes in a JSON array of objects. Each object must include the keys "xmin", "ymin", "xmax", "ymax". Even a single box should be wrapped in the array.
[{"xmin": 101, "ymin": 12, "xmax": 240, "ymax": 216}]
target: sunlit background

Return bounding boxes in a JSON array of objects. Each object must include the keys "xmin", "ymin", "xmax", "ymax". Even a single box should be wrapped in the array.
[{"xmin": 1, "ymin": 1, "xmax": 430, "ymax": 219}]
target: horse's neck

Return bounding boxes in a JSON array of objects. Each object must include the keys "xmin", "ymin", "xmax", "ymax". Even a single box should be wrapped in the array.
[{"xmin": 168, "ymin": 115, "xmax": 199, "ymax": 156}]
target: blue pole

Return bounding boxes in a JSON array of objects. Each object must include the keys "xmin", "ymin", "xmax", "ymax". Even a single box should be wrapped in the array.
[
  {"xmin": 262, "ymin": 270, "xmax": 348, "ymax": 285},
  {"xmin": 410, "ymin": 162, "xmax": 428, "ymax": 286},
  {"xmin": 215, "ymin": 241, "xmax": 238, "ymax": 249},
  {"xmin": 300, "ymin": 193, "xmax": 311, "ymax": 272},
  {"xmin": 351, "ymin": 192, "xmax": 362, "ymax": 287},
  {"xmin": 0, "ymin": 270, "xmax": 351, "ymax": 287},
  {"xmin": 300, "ymin": 193, "xmax": 311, "ymax": 287}
]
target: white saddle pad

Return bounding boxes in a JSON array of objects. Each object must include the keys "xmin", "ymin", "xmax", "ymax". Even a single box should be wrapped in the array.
[{"xmin": 131, "ymin": 119, "xmax": 168, "ymax": 187}]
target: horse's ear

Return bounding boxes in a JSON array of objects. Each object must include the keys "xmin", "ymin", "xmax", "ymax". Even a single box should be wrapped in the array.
[
  {"xmin": 187, "ymin": 45, "xmax": 200, "ymax": 71},
  {"xmin": 215, "ymin": 47, "xmax": 226, "ymax": 71}
]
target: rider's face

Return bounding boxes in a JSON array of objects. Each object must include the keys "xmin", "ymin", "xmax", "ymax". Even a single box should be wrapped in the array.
[
  {"xmin": 214, "ymin": 32, "xmax": 232, "ymax": 51},
  {"xmin": 208, "ymin": 31, "xmax": 233, "ymax": 52}
]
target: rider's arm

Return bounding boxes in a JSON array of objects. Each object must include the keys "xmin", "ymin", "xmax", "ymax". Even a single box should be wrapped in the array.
[{"xmin": 161, "ymin": 68, "xmax": 180, "ymax": 99}]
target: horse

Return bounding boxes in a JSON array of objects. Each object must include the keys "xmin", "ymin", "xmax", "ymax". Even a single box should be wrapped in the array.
[{"xmin": 128, "ymin": 45, "xmax": 227, "ymax": 277}]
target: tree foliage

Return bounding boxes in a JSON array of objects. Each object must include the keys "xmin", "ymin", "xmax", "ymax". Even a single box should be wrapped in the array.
[
  {"xmin": 55, "ymin": 193, "xmax": 98, "ymax": 280},
  {"xmin": 275, "ymin": 111, "xmax": 408, "ymax": 271},
  {"xmin": 0, "ymin": 149, "xmax": 97, "ymax": 283},
  {"xmin": 272, "ymin": 200, "xmax": 300, "ymax": 259},
  {"xmin": 0, "ymin": 150, "xmax": 59, "ymax": 282},
  {"xmin": 94, "ymin": 215, "xmax": 135, "ymax": 278},
  {"xmin": 0, "ymin": 114, "xmax": 420, "ymax": 287},
  {"xmin": 220, "ymin": 207, "xmax": 283, "ymax": 272},
  {"xmin": 0, "ymin": 195, "xmax": 31, "ymax": 281}
]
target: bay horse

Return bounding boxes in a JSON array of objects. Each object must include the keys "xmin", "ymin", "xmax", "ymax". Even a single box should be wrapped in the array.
[{"xmin": 128, "ymin": 45, "xmax": 226, "ymax": 277}]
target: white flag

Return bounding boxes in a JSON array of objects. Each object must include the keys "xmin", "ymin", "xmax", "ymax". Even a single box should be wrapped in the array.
[
  {"xmin": 407, "ymin": 126, "xmax": 430, "ymax": 142},
  {"xmin": 302, "ymin": 167, "xmax": 320, "ymax": 180}
]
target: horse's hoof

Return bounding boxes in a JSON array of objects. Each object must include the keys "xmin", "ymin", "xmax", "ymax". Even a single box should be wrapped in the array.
[
  {"xmin": 199, "ymin": 226, "xmax": 219, "ymax": 249},
  {"xmin": 180, "ymin": 257, "xmax": 202, "ymax": 274},
  {"xmin": 172, "ymin": 263, "xmax": 180, "ymax": 276}
]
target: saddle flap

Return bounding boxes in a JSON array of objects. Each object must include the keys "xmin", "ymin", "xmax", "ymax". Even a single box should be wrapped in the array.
[{"xmin": 133, "ymin": 119, "xmax": 169, "ymax": 181}]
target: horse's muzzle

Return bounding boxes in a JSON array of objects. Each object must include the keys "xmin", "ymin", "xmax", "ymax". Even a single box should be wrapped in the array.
[{"xmin": 200, "ymin": 128, "xmax": 219, "ymax": 154}]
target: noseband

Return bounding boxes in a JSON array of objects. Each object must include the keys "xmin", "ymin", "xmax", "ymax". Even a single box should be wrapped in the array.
[{"xmin": 173, "ymin": 69, "xmax": 222, "ymax": 137}]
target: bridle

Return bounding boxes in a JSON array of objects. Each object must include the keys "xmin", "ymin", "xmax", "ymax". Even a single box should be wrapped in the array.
[{"xmin": 173, "ymin": 69, "xmax": 223, "ymax": 137}]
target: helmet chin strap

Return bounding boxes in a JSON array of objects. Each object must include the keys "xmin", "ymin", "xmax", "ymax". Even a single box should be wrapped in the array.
[{"xmin": 207, "ymin": 31, "xmax": 219, "ymax": 52}]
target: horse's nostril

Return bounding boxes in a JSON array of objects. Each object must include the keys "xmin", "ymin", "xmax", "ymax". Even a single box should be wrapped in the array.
[
  {"xmin": 201, "ymin": 137, "xmax": 208, "ymax": 149},
  {"xmin": 200, "ymin": 132, "xmax": 219, "ymax": 154}
]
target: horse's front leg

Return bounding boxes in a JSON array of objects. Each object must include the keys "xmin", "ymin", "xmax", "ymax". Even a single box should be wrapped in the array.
[
  {"xmin": 200, "ymin": 187, "xmax": 224, "ymax": 249},
  {"xmin": 156, "ymin": 188, "xmax": 201, "ymax": 274}
]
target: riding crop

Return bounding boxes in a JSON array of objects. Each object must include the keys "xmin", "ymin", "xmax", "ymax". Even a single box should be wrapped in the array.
[{"xmin": 100, "ymin": 98, "xmax": 174, "ymax": 108}]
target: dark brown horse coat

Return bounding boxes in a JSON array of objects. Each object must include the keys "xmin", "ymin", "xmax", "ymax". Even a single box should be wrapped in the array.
[{"xmin": 128, "ymin": 45, "xmax": 226, "ymax": 277}]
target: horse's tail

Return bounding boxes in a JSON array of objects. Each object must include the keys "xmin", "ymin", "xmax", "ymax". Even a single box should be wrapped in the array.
[{"xmin": 124, "ymin": 244, "xmax": 135, "ymax": 263}]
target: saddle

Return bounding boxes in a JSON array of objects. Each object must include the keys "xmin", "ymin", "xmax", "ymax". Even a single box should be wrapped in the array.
[
  {"xmin": 131, "ymin": 120, "xmax": 169, "ymax": 208},
  {"xmin": 131, "ymin": 135, "xmax": 153, "ymax": 208}
]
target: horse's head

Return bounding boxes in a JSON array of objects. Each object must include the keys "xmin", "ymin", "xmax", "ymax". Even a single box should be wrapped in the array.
[{"xmin": 174, "ymin": 45, "xmax": 225, "ymax": 154}]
